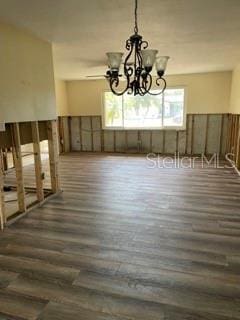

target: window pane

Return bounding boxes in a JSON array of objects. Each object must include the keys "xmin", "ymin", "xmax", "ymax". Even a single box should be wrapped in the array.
[
  {"xmin": 103, "ymin": 89, "xmax": 185, "ymax": 129},
  {"xmin": 123, "ymin": 93, "xmax": 162, "ymax": 128},
  {"xmin": 104, "ymin": 92, "xmax": 123, "ymax": 127},
  {"xmin": 163, "ymin": 89, "xmax": 184, "ymax": 127}
]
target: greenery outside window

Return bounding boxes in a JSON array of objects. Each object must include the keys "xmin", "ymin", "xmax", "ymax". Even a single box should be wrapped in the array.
[{"xmin": 103, "ymin": 88, "xmax": 186, "ymax": 130}]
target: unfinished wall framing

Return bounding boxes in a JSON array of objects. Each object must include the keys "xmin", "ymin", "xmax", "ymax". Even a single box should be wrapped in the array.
[
  {"xmin": 226, "ymin": 114, "xmax": 240, "ymax": 170},
  {"xmin": 59, "ymin": 114, "xmax": 229, "ymax": 156},
  {"xmin": 0, "ymin": 120, "xmax": 60, "ymax": 230}
]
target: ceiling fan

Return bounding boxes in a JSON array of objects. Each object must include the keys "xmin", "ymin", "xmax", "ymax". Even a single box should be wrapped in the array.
[
  {"xmin": 86, "ymin": 75, "xmax": 105, "ymax": 78},
  {"xmin": 85, "ymin": 62, "xmax": 134, "ymax": 79}
]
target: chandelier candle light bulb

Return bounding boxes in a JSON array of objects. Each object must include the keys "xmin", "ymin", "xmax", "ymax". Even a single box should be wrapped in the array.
[
  {"xmin": 105, "ymin": 0, "xmax": 169, "ymax": 96},
  {"xmin": 106, "ymin": 52, "xmax": 123, "ymax": 71},
  {"xmin": 156, "ymin": 56, "xmax": 170, "ymax": 77},
  {"xmin": 141, "ymin": 50, "xmax": 158, "ymax": 70}
]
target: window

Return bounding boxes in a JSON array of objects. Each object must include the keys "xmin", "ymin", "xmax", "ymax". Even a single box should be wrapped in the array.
[{"xmin": 103, "ymin": 88, "xmax": 185, "ymax": 129}]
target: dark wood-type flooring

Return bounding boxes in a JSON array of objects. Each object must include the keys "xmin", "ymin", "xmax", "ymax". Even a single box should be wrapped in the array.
[{"xmin": 1, "ymin": 152, "xmax": 240, "ymax": 319}]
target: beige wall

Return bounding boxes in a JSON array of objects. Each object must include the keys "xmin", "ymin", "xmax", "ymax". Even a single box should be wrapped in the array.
[
  {"xmin": 55, "ymin": 79, "xmax": 69, "ymax": 116},
  {"xmin": 67, "ymin": 79, "xmax": 106, "ymax": 116},
  {"xmin": 229, "ymin": 65, "xmax": 240, "ymax": 114},
  {"xmin": 65, "ymin": 71, "xmax": 232, "ymax": 116},
  {"xmin": 166, "ymin": 72, "xmax": 232, "ymax": 114},
  {"xmin": 0, "ymin": 22, "xmax": 56, "ymax": 123}
]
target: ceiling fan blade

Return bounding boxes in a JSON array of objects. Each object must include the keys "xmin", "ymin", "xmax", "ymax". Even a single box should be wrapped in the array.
[
  {"xmin": 83, "ymin": 61, "xmax": 133, "ymax": 68},
  {"xmin": 86, "ymin": 74, "xmax": 123, "ymax": 78},
  {"xmin": 86, "ymin": 75, "xmax": 105, "ymax": 78}
]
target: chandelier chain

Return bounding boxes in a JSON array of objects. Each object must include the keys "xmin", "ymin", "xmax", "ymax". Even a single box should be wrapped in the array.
[{"xmin": 134, "ymin": 0, "xmax": 138, "ymax": 34}]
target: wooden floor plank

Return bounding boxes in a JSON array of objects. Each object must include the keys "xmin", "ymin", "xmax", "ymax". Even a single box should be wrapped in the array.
[
  {"xmin": 8, "ymin": 276, "xmax": 166, "ymax": 320},
  {"xmin": 0, "ymin": 254, "xmax": 80, "ymax": 284},
  {"xmin": 0, "ymin": 270, "xmax": 19, "ymax": 289},
  {"xmin": 38, "ymin": 301, "xmax": 132, "ymax": 320},
  {"xmin": 72, "ymin": 271, "xmax": 240, "ymax": 318},
  {"xmin": 0, "ymin": 289, "xmax": 47, "ymax": 320},
  {"xmin": 1, "ymin": 153, "xmax": 240, "ymax": 319}
]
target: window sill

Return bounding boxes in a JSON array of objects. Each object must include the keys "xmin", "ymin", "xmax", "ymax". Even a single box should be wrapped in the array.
[{"xmin": 103, "ymin": 126, "xmax": 186, "ymax": 131}]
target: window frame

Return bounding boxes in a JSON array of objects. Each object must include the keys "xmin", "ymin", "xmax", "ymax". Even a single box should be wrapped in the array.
[{"xmin": 102, "ymin": 86, "xmax": 187, "ymax": 131}]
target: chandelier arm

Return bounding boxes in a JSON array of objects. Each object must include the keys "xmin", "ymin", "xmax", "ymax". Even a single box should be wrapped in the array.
[
  {"xmin": 124, "ymin": 39, "xmax": 135, "ymax": 76},
  {"xmin": 147, "ymin": 77, "xmax": 167, "ymax": 96},
  {"xmin": 139, "ymin": 72, "xmax": 152, "ymax": 92},
  {"xmin": 109, "ymin": 76, "xmax": 130, "ymax": 96},
  {"xmin": 127, "ymin": 85, "xmax": 134, "ymax": 95},
  {"xmin": 135, "ymin": 45, "xmax": 142, "ymax": 93},
  {"xmin": 138, "ymin": 82, "xmax": 145, "ymax": 95},
  {"xmin": 134, "ymin": 42, "xmax": 137, "ymax": 83},
  {"xmin": 136, "ymin": 42, "xmax": 143, "ymax": 70},
  {"xmin": 138, "ymin": 79, "xmax": 147, "ymax": 95},
  {"xmin": 138, "ymin": 90, "xmax": 145, "ymax": 96},
  {"xmin": 138, "ymin": 86, "xmax": 146, "ymax": 96},
  {"xmin": 108, "ymin": 37, "xmax": 135, "ymax": 96},
  {"xmin": 140, "ymin": 40, "xmax": 148, "ymax": 50}
]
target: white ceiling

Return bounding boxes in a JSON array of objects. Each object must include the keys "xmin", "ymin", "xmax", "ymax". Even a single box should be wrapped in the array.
[{"xmin": 1, "ymin": 0, "xmax": 240, "ymax": 79}]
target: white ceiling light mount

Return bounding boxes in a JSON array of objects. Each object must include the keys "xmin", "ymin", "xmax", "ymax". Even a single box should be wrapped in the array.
[{"xmin": 106, "ymin": 0, "xmax": 169, "ymax": 96}]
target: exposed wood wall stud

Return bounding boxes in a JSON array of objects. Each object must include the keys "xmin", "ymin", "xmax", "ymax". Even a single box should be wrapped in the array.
[
  {"xmin": 101, "ymin": 129, "xmax": 104, "ymax": 152},
  {"xmin": 137, "ymin": 130, "xmax": 141, "ymax": 153},
  {"xmin": 2, "ymin": 149, "xmax": 8, "ymax": 171},
  {"xmin": 58, "ymin": 117, "xmax": 64, "ymax": 153},
  {"xmin": 176, "ymin": 131, "xmax": 179, "ymax": 155},
  {"xmin": 226, "ymin": 114, "xmax": 231, "ymax": 153},
  {"xmin": 90, "ymin": 117, "xmax": 94, "ymax": 152},
  {"xmin": 125, "ymin": 131, "xmax": 128, "ymax": 153},
  {"xmin": 47, "ymin": 120, "xmax": 60, "ymax": 193},
  {"xmin": 79, "ymin": 116, "xmax": 83, "ymax": 151},
  {"xmin": 150, "ymin": 131, "xmax": 153, "ymax": 153},
  {"xmin": 185, "ymin": 114, "xmax": 189, "ymax": 155},
  {"xmin": 113, "ymin": 131, "xmax": 116, "ymax": 152},
  {"xmin": 191, "ymin": 115, "xmax": 195, "ymax": 155},
  {"xmin": 60, "ymin": 114, "xmax": 237, "ymax": 158},
  {"xmin": 31, "ymin": 121, "xmax": 44, "ymax": 202},
  {"xmin": 0, "ymin": 152, "xmax": 5, "ymax": 229},
  {"xmin": 219, "ymin": 114, "xmax": 224, "ymax": 155},
  {"xmin": 234, "ymin": 116, "xmax": 239, "ymax": 161},
  {"xmin": 235, "ymin": 115, "xmax": 240, "ymax": 166},
  {"xmin": 11, "ymin": 123, "xmax": 26, "ymax": 213},
  {"xmin": 162, "ymin": 130, "xmax": 165, "ymax": 154},
  {"xmin": 68, "ymin": 117, "xmax": 72, "ymax": 152},
  {"xmin": 205, "ymin": 114, "xmax": 209, "ymax": 155}
]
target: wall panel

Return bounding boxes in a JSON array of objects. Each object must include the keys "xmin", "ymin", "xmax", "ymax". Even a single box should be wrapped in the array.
[
  {"xmin": 165, "ymin": 131, "xmax": 177, "ymax": 154},
  {"xmin": 115, "ymin": 131, "xmax": 126, "ymax": 152},
  {"xmin": 152, "ymin": 131, "xmax": 164, "ymax": 153},
  {"xmin": 140, "ymin": 131, "xmax": 151, "ymax": 153},
  {"xmin": 178, "ymin": 131, "xmax": 186, "ymax": 155},
  {"xmin": 207, "ymin": 114, "xmax": 222, "ymax": 154},
  {"xmin": 62, "ymin": 117, "xmax": 70, "ymax": 152},
  {"xmin": 92, "ymin": 116, "xmax": 101, "ymax": 152},
  {"xmin": 81, "ymin": 117, "xmax": 92, "ymax": 151},
  {"xmin": 62, "ymin": 114, "xmax": 229, "ymax": 156},
  {"xmin": 126, "ymin": 131, "xmax": 139, "ymax": 153},
  {"xmin": 221, "ymin": 114, "xmax": 229, "ymax": 155},
  {"xmin": 192, "ymin": 115, "xmax": 208, "ymax": 154},
  {"xmin": 186, "ymin": 115, "xmax": 193, "ymax": 154},
  {"xmin": 103, "ymin": 131, "xmax": 114, "ymax": 152},
  {"xmin": 70, "ymin": 117, "xmax": 81, "ymax": 151}
]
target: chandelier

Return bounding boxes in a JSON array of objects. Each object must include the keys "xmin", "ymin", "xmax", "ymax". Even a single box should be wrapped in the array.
[{"xmin": 105, "ymin": 0, "xmax": 169, "ymax": 96}]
